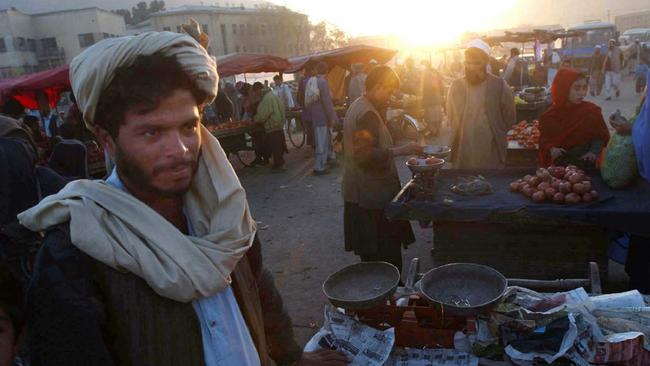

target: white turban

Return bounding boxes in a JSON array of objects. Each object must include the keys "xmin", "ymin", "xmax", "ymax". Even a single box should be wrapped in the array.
[
  {"xmin": 70, "ymin": 31, "xmax": 218, "ymax": 129},
  {"xmin": 466, "ymin": 39, "xmax": 491, "ymax": 58}
]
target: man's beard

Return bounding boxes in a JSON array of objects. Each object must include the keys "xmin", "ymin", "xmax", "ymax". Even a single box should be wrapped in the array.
[
  {"xmin": 114, "ymin": 145, "xmax": 199, "ymax": 198},
  {"xmin": 465, "ymin": 68, "xmax": 487, "ymax": 85}
]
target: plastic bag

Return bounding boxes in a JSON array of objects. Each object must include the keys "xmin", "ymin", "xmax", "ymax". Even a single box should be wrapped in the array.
[{"xmin": 601, "ymin": 131, "xmax": 638, "ymax": 189}]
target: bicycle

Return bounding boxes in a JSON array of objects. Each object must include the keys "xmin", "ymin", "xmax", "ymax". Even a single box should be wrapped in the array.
[{"xmin": 284, "ymin": 109, "xmax": 306, "ymax": 149}]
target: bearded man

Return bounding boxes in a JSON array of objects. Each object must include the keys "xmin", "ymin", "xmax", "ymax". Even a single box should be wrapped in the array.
[
  {"xmin": 446, "ymin": 39, "xmax": 516, "ymax": 169},
  {"xmin": 20, "ymin": 31, "xmax": 347, "ymax": 366}
]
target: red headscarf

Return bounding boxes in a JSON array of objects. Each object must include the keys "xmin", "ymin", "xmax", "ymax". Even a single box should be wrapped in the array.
[{"xmin": 538, "ymin": 68, "xmax": 610, "ymax": 167}]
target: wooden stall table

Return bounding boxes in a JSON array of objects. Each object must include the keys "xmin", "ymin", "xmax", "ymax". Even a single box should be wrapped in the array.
[
  {"xmin": 209, "ymin": 121, "xmax": 264, "ymax": 167},
  {"xmin": 386, "ymin": 168, "xmax": 650, "ymax": 287}
]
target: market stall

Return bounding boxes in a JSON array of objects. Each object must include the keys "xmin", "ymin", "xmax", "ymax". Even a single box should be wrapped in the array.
[
  {"xmin": 286, "ymin": 44, "xmax": 398, "ymax": 102},
  {"xmin": 386, "ymin": 165, "xmax": 650, "ymax": 282},
  {"xmin": 210, "ymin": 53, "xmax": 291, "ymax": 165},
  {"xmin": 0, "ymin": 65, "xmax": 70, "ymax": 109},
  {"xmin": 310, "ymin": 260, "xmax": 650, "ymax": 365}
]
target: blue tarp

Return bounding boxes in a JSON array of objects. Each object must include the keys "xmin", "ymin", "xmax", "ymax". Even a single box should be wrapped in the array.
[{"xmin": 385, "ymin": 168, "xmax": 650, "ymax": 236}]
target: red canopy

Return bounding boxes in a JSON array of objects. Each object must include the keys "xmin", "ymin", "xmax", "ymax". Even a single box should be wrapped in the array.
[
  {"xmin": 216, "ymin": 53, "xmax": 291, "ymax": 77},
  {"xmin": 286, "ymin": 45, "xmax": 398, "ymax": 73},
  {"xmin": 0, "ymin": 65, "xmax": 70, "ymax": 109}
]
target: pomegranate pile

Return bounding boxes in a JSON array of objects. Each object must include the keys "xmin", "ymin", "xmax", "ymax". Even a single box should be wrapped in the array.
[
  {"xmin": 510, "ymin": 165, "xmax": 599, "ymax": 204},
  {"xmin": 507, "ymin": 120, "xmax": 540, "ymax": 149}
]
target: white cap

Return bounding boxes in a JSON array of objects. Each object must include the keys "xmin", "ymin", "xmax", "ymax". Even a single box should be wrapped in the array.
[{"xmin": 466, "ymin": 39, "xmax": 491, "ymax": 58}]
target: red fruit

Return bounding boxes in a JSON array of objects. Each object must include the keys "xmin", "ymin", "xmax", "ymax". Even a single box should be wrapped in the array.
[
  {"xmin": 532, "ymin": 191, "xmax": 546, "ymax": 203},
  {"xmin": 425, "ymin": 157, "xmax": 442, "ymax": 165},
  {"xmin": 572, "ymin": 183, "xmax": 586, "ymax": 195},
  {"xmin": 582, "ymin": 193, "xmax": 593, "ymax": 203},
  {"xmin": 510, "ymin": 182, "xmax": 520, "ymax": 192},
  {"xmin": 559, "ymin": 182, "xmax": 572, "ymax": 194},
  {"xmin": 565, "ymin": 193, "xmax": 581, "ymax": 205},
  {"xmin": 567, "ymin": 173, "xmax": 582, "ymax": 184},
  {"xmin": 407, "ymin": 158, "xmax": 418, "ymax": 165},
  {"xmin": 590, "ymin": 190, "xmax": 599, "ymax": 200},
  {"xmin": 582, "ymin": 181, "xmax": 592, "ymax": 192},
  {"xmin": 544, "ymin": 187, "xmax": 557, "ymax": 199},
  {"xmin": 522, "ymin": 186, "xmax": 535, "ymax": 197},
  {"xmin": 553, "ymin": 192, "xmax": 565, "ymax": 204},
  {"xmin": 529, "ymin": 177, "xmax": 541, "ymax": 187},
  {"xmin": 537, "ymin": 182, "xmax": 550, "ymax": 191},
  {"xmin": 551, "ymin": 180, "xmax": 561, "ymax": 190}
]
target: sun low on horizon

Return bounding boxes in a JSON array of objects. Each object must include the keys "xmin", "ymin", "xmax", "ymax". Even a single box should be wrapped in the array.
[{"xmin": 272, "ymin": 0, "xmax": 518, "ymax": 47}]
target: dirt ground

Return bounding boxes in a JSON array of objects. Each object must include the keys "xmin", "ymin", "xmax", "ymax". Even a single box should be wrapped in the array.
[{"xmin": 232, "ymin": 76, "xmax": 643, "ymax": 346}]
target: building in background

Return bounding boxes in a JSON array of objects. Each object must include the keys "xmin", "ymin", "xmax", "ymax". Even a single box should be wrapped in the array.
[
  {"xmin": 149, "ymin": 5, "xmax": 310, "ymax": 57},
  {"xmin": 0, "ymin": 7, "xmax": 126, "ymax": 79},
  {"xmin": 616, "ymin": 10, "xmax": 650, "ymax": 33}
]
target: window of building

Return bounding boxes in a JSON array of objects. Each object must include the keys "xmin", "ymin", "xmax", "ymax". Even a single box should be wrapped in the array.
[
  {"xmin": 202, "ymin": 24, "xmax": 208, "ymax": 33},
  {"xmin": 41, "ymin": 37, "xmax": 57, "ymax": 50},
  {"xmin": 236, "ymin": 45, "xmax": 241, "ymax": 52},
  {"xmin": 247, "ymin": 24, "xmax": 252, "ymax": 35},
  {"xmin": 253, "ymin": 24, "xmax": 259, "ymax": 35},
  {"xmin": 232, "ymin": 24, "xmax": 237, "ymax": 34},
  {"xmin": 239, "ymin": 24, "xmax": 245, "ymax": 34},
  {"xmin": 103, "ymin": 33, "xmax": 110, "ymax": 39},
  {"xmin": 176, "ymin": 25, "xmax": 182, "ymax": 33},
  {"xmin": 242, "ymin": 45, "xmax": 247, "ymax": 52},
  {"xmin": 261, "ymin": 24, "xmax": 266, "ymax": 35},
  {"xmin": 27, "ymin": 39, "xmax": 36, "ymax": 52},
  {"xmin": 15, "ymin": 37, "xmax": 26, "ymax": 51},
  {"xmin": 0, "ymin": 38, "xmax": 6, "ymax": 53},
  {"xmin": 78, "ymin": 33, "xmax": 95, "ymax": 48},
  {"xmin": 163, "ymin": 26, "xmax": 171, "ymax": 31}
]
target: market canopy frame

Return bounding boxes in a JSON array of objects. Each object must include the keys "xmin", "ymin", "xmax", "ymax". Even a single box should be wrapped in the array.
[
  {"xmin": 286, "ymin": 44, "xmax": 398, "ymax": 73},
  {"xmin": 0, "ymin": 65, "xmax": 70, "ymax": 109},
  {"xmin": 216, "ymin": 53, "xmax": 292, "ymax": 77}
]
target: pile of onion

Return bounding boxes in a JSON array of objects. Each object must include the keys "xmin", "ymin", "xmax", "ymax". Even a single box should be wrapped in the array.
[{"xmin": 509, "ymin": 165, "xmax": 599, "ymax": 205}]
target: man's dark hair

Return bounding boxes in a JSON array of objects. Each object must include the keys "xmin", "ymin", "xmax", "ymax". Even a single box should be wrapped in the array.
[
  {"xmin": 316, "ymin": 61, "xmax": 329, "ymax": 75},
  {"xmin": 252, "ymin": 82, "xmax": 264, "ymax": 91},
  {"xmin": 1, "ymin": 98, "xmax": 25, "ymax": 119},
  {"xmin": 365, "ymin": 65, "xmax": 400, "ymax": 92},
  {"xmin": 510, "ymin": 48, "xmax": 520, "ymax": 57},
  {"xmin": 273, "ymin": 74, "xmax": 282, "ymax": 82},
  {"xmin": 94, "ymin": 53, "xmax": 209, "ymax": 138}
]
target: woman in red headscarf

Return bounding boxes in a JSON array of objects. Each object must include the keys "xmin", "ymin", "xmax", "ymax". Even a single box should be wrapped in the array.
[{"xmin": 538, "ymin": 68, "xmax": 610, "ymax": 168}]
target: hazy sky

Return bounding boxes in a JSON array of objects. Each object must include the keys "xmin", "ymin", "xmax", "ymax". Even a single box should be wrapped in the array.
[{"xmin": 270, "ymin": 0, "xmax": 519, "ymax": 45}]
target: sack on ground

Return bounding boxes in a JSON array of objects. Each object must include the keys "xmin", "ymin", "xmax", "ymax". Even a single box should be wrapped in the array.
[{"xmin": 601, "ymin": 131, "xmax": 638, "ymax": 189}]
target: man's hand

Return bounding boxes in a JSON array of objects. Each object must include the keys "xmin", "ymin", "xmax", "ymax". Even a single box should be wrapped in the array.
[
  {"xmin": 610, "ymin": 117, "xmax": 633, "ymax": 136},
  {"xmin": 580, "ymin": 152, "xmax": 598, "ymax": 162},
  {"xmin": 295, "ymin": 350, "xmax": 350, "ymax": 366},
  {"xmin": 550, "ymin": 147, "xmax": 566, "ymax": 160}
]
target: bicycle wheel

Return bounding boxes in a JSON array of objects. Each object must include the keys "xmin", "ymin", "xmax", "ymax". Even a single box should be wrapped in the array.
[
  {"xmin": 286, "ymin": 117, "xmax": 306, "ymax": 148},
  {"xmin": 236, "ymin": 150, "xmax": 257, "ymax": 167},
  {"xmin": 236, "ymin": 132, "xmax": 258, "ymax": 167}
]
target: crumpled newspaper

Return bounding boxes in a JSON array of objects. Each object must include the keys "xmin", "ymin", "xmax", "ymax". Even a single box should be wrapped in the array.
[{"xmin": 304, "ymin": 306, "xmax": 395, "ymax": 366}]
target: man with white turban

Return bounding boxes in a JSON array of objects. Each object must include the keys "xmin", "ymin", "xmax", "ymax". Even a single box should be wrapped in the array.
[
  {"xmin": 20, "ymin": 31, "xmax": 348, "ymax": 365},
  {"xmin": 446, "ymin": 39, "xmax": 515, "ymax": 169}
]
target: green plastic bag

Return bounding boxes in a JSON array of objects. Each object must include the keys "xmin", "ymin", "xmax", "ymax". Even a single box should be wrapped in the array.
[{"xmin": 601, "ymin": 130, "xmax": 638, "ymax": 189}]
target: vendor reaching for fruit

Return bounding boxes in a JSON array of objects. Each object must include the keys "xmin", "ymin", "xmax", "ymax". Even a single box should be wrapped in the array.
[
  {"xmin": 538, "ymin": 68, "xmax": 610, "ymax": 168},
  {"xmin": 342, "ymin": 65, "xmax": 420, "ymax": 272}
]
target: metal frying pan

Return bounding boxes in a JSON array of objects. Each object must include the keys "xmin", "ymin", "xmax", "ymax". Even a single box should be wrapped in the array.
[
  {"xmin": 418, "ymin": 263, "xmax": 507, "ymax": 317},
  {"xmin": 323, "ymin": 262, "xmax": 401, "ymax": 310}
]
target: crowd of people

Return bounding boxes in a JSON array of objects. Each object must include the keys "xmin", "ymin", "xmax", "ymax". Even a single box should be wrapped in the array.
[{"xmin": 0, "ymin": 21, "xmax": 649, "ymax": 366}]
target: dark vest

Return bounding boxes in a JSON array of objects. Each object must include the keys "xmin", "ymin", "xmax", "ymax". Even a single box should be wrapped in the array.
[
  {"xmin": 342, "ymin": 96, "xmax": 401, "ymax": 209},
  {"xmin": 94, "ymin": 255, "xmax": 272, "ymax": 366}
]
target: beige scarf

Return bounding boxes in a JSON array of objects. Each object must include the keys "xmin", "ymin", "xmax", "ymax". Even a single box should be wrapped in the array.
[
  {"xmin": 19, "ymin": 126, "xmax": 255, "ymax": 302},
  {"xmin": 18, "ymin": 31, "xmax": 255, "ymax": 302}
]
